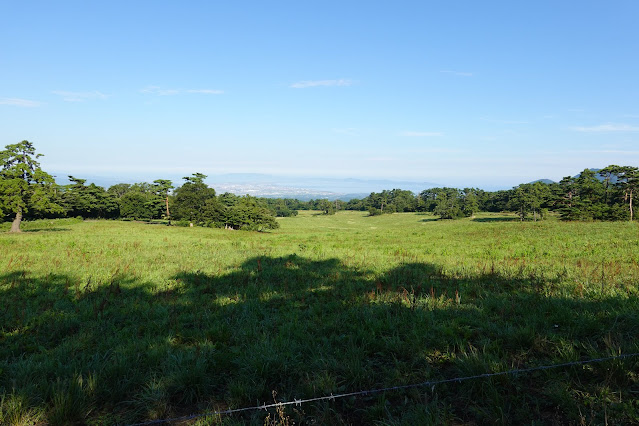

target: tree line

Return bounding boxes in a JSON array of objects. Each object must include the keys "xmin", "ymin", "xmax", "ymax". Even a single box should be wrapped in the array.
[
  {"xmin": 1, "ymin": 141, "xmax": 637, "ymax": 232},
  {"xmin": 266, "ymin": 169, "xmax": 638, "ymax": 222},
  {"xmin": 330, "ymin": 168, "xmax": 636, "ymax": 222},
  {"xmin": 0, "ymin": 141, "xmax": 279, "ymax": 232},
  {"xmin": 333, "ymin": 167, "xmax": 637, "ymax": 221}
]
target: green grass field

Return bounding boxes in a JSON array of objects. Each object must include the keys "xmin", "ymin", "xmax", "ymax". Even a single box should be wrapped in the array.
[{"xmin": 2, "ymin": 211, "xmax": 639, "ymax": 424}]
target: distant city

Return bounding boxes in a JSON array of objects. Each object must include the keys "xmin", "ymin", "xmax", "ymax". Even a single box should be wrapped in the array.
[{"xmin": 52, "ymin": 172, "xmax": 443, "ymax": 201}]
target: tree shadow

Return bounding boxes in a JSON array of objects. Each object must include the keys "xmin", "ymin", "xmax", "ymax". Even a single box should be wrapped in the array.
[
  {"xmin": 1, "ymin": 257, "xmax": 638, "ymax": 424},
  {"xmin": 22, "ymin": 227, "xmax": 72, "ymax": 233},
  {"xmin": 472, "ymin": 216, "xmax": 519, "ymax": 222},
  {"xmin": 420, "ymin": 217, "xmax": 439, "ymax": 222}
]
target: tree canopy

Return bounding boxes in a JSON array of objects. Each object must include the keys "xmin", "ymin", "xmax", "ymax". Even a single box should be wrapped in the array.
[
  {"xmin": 0, "ymin": 141, "xmax": 63, "ymax": 232},
  {"xmin": 60, "ymin": 176, "xmax": 119, "ymax": 219},
  {"xmin": 172, "ymin": 174, "xmax": 217, "ymax": 223}
]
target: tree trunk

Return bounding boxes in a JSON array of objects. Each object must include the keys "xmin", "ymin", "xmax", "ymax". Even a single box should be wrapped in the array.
[
  {"xmin": 630, "ymin": 189, "xmax": 634, "ymax": 222},
  {"xmin": 10, "ymin": 209, "xmax": 22, "ymax": 233},
  {"xmin": 165, "ymin": 196, "xmax": 171, "ymax": 225}
]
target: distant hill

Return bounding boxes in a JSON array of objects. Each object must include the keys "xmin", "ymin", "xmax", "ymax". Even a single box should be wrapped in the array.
[
  {"xmin": 527, "ymin": 169, "xmax": 623, "ymax": 187},
  {"xmin": 529, "ymin": 179, "xmax": 556, "ymax": 185}
]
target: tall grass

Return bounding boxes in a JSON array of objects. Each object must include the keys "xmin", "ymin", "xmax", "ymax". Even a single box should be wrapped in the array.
[{"xmin": 1, "ymin": 212, "xmax": 638, "ymax": 424}]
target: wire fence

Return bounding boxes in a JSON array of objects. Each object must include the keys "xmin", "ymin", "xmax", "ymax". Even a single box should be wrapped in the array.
[{"xmin": 129, "ymin": 352, "xmax": 639, "ymax": 425}]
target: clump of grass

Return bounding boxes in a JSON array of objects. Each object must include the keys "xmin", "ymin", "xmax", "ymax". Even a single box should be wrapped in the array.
[
  {"xmin": 48, "ymin": 373, "xmax": 97, "ymax": 425},
  {"xmin": 0, "ymin": 392, "xmax": 45, "ymax": 426}
]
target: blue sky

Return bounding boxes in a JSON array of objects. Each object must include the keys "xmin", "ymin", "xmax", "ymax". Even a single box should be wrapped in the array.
[{"xmin": 2, "ymin": 1, "xmax": 638, "ymax": 189}]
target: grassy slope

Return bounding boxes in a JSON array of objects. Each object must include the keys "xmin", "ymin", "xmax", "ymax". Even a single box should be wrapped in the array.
[{"xmin": 1, "ymin": 212, "xmax": 639, "ymax": 424}]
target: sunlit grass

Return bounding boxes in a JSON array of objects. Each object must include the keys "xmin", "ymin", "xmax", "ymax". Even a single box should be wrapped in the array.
[{"xmin": 1, "ymin": 212, "xmax": 638, "ymax": 424}]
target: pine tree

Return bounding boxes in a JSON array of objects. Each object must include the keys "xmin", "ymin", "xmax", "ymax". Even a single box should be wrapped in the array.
[
  {"xmin": 601, "ymin": 165, "xmax": 639, "ymax": 221},
  {"xmin": 0, "ymin": 141, "xmax": 63, "ymax": 232}
]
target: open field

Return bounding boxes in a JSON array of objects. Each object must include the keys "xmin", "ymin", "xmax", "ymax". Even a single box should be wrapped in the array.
[{"xmin": 1, "ymin": 211, "xmax": 639, "ymax": 424}]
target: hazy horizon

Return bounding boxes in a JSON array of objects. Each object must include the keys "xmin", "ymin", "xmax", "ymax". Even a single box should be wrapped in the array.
[{"xmin": 48, "ymin": 169, "xmax": 593, "ymax": 195}]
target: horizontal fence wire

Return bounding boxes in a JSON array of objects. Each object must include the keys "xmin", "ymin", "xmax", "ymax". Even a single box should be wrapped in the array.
[{"xmin": 129, "ymin": 352, "xmax": 639, "ymax": 426}]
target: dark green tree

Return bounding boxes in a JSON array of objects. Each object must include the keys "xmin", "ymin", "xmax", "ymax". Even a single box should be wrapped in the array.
[
  {"xmin": 61, "ymin": 176, "xmax": 119, "ymax": 219},
  {"xmin": 225, "ymin": 196, "xmax": 279, "ymax": 231},
  {"xmin": 153, "ymin": 179, "xmax": 174, "ymax": 222},
  {"xmin": 61, "ymin": 176, "xmax": 92, "ymax": 217},
  {"xmin": 200, "ymin": 196, "xmax": 225, "ymax": 226},
  {"xmin": 598, "ymin": 167, "xmax": 617, "ymax": 205},
  {"xmin": 483, "ymin": 190, "xmax": 511, "ymax": 212},
  {"xmin": 433, "ymin": 188, "xmax": 464, "ymax": 219},
  {"xmin": 389, "ymin": 189, "xmax": 417, "ymax": 212},
  {"xmin": 462, "ymin": 188, "xmax": 480, "ymax": 218},
  {"xmin": 345, "ymin": 197, "xmax": 366, "ymax": 211},
  {"xmin": 107, "ymin": 181, "xmax": 165, "ymax": 220},
  {"xmin": 0, "ymin": 141, "xmax": 63, "ymax": 232},
  {"xmin": 184, "ymin": 172, "xmax": 207, "ymax": 184},
  {"xmin": 107, "ymin": 183, "xmax": 132, "ymax": 198},
  {"xmin": 118, "ymin": 191, "xmax": 155, "ymax": 219},
  {"xmin": 556, "ymin": 170, "xmax": 608, "ymax": 221},
  {"xmin": 369, "ymin": 190, "xmax": 390, "ymax": 213},
  {"xmin": 265, "ymin": 198, "xmax": 299, "ymax": 217},
  {"xmin": 218, "ymin": 192, "xmax": 240, "ymax": 208},
  {"xmin": 601, "ymin": 165, "xmax": 639, "ymax": 221},
  {"xmin": 418, "ymin": 188, "xmax": 453, "ymax": 212},
  {"xmin": 318, "ymin": 199, "xmax": 335, "ymax": 215},
  {"xmin": 172, "ymin": 173, "xmax": 217, "ymax": 223}
]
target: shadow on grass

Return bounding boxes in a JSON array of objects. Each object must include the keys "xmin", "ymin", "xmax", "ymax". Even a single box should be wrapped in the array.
[
  {"xmin": 472, "ymin": 216, "xmax": 519, "ymax": 222},
  {"xmin": 1, "ymin": 257, "xmax": 638, "ymax": 424},
  {"xmin": 420, "ymin": 217, "xmax": 439, "ymax": 222},
  {"xmin": 22, "ymin": 227, "xmax": 72, "ymax": 233}
]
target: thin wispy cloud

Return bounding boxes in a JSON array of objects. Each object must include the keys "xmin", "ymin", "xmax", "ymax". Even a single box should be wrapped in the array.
[
  {"xmin": 571, "ymin": 123, "xmax": 639, "ymax": 132},
  {"xmin": 440, "ymin": 70, "xmax": 473, "ymax": 77},
  {"xmin": 0, "ymin": 97, "xmax": 42, "ymax": 107},
  {"xmin": 141, "ymin": 86, "xmax": 224, "ymax": 95},
  {"xmin": 140, "ymin": 86, "xmax": 179, "ymax": 95},
  {"xmin": 290, "ymin": 79, "xmax": 353, "ymax": 89},
  {"xmin": 400, "ymin": 131, "xmax": 443, "ymax": 137},
  {"xmin": 52, "ymin": 90, "xmax": 109, "ymax": 102}
]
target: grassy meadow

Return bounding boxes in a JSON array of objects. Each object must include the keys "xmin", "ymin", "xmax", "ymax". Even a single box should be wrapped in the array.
[{"xmin": 1, "ymin": 211, "xmax": 639, "ymax": 424}]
